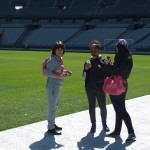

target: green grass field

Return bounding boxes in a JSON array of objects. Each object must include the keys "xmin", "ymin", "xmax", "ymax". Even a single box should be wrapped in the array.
[{"xmin": 0, "ymin": 50, "xmax": 150, "ymax": 131}]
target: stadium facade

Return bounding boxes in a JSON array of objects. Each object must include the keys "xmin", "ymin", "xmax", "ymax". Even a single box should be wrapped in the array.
[{"xmin": 0, "ymin": 0, "xmax": 150, "ymax": 53}]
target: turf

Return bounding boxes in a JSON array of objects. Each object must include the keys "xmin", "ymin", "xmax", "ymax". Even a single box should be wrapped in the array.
[{"xmin": 0, "ymin": 50, "xmax": 149, "ymax": 131}]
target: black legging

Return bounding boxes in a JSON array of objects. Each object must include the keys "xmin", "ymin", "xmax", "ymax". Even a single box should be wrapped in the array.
[
  {"xmin": 85, "ymin": 85, "xmax": 107, "ymax": 125},
  {"xmin": 109, "ymin": 86, "xmax": 134, "ymax": 134}
]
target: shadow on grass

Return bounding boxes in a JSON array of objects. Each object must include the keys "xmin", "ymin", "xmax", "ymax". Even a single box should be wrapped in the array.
[{"xmin": 29, "ymin": 132, "xmax": 64, "ymax": 150}]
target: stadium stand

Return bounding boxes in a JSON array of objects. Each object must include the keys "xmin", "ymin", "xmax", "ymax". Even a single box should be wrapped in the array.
[{"xmin": 0, "ymin": 0, "xmax": 150, "ymax": 53}]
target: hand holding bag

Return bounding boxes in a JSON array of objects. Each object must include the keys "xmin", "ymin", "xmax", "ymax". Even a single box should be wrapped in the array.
[{"xmin": 103, "ymin": 75, "xmax": 125, "ymax": 95}]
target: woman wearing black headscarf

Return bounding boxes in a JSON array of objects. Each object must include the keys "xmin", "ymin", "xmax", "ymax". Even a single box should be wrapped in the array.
[{"xmin": 106, "ymin": 39, "xmax": 136, "ymax": 143}]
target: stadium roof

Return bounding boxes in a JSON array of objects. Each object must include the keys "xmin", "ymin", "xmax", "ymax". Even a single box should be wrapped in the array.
[{"xmin": 0, "ymin": 0, "xmax": 150, "ymax": 19}]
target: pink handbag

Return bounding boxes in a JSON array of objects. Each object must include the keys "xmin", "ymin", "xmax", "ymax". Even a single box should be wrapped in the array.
[{"xmin": 103, "ymin": 75, "xmax": 126, "ymax": 95}]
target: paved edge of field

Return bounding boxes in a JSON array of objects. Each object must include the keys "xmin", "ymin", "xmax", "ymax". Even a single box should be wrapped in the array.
[{"xmin": 0, "ymin": 94, "xmax": 150, "ymax": 150}]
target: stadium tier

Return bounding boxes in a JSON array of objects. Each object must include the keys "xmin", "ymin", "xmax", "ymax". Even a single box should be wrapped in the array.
[{"xmin": 0, "ymin": 0, "xmax": 150, "ymax": 53}]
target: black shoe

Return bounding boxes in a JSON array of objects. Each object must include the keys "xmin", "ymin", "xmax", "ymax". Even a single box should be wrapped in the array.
[
  {"xmin": 103, "ymin": 124, "xmax": 110, "ymax": 132},
  {"xmin": 90, "ymin": 123, "xmax": 96, "ymax": 133},
  {"xmin": 54, "ymin": 124, "xmax": 62, "ymax": 131},
  {"xmin": 125, "ymin": 133, "xmax": 136, "ymax": 143},
  {"xmin": 106, "ymin": 132, "xmax": 119, "ymax": 137},
  {"xmin": 48, "ymin": 128, "xmax": 62, "ymax": 135}
]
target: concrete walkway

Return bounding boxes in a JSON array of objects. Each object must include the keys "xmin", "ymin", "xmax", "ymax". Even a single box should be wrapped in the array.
[{"xmin": 0, "ymin": 95, "xmax": 150, "ymax": 150}]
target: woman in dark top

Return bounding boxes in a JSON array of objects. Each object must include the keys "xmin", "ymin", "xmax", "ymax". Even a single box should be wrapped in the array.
[
  {"xmin": 83, "ymin": 40, "xmax": 110, "ymax": 133},
  {"xmin": 106, "ymin": 39, "xmax": 136, "ymax": 143}
]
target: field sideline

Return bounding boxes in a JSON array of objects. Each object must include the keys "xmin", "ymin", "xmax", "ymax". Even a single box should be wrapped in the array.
[{"xmin": 0, "ymin": 50, "xmax": 150, "ymax": 131}]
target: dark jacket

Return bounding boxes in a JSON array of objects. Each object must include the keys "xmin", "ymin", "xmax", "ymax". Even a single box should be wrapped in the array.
[
  {"xmin": 106, "ymin": 56, "xmax": 133, "ymax": 80},
  {"xmin": 83, "ymin": 57, "xmax": 107, "ymax": 87}
]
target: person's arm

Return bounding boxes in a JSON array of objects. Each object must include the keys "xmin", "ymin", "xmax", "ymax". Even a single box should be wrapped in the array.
[
  {"xmin": 48, "ymin": 73, "xmax": 68, "ymax": 79},
  {"xmin": 116, "ymin": 59, "xmax": 133, "ymax": 79},
  {"xmin": 46, "ymin": 58, "xmax": 72, "ymax": 79},
  {"xmin": 83, "ymin": 59, "xmax": 92, "ymax": 81},
  {"xmin": 63, "ymin": 70, "xmax": 72, "ymax": 76},
  {"xmin": 46, "ymin": 58, "xmax": 64, "ymax": 79},
  {"xmin": 84, "ymin": 60, "xmax": 91, "ymax": 70},
  {"xmin": 106, "ymin": 59, "xmax": 132, "ymax": 79}
]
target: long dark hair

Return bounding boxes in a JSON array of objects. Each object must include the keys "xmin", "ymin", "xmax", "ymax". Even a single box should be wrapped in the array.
[
  {"xmin": 51, "ymin": 41, "xmax": 65, "ymax": 55},
  {"xmin": 114, "ymin": 43, "xmax": 131, "ymax": 65}
]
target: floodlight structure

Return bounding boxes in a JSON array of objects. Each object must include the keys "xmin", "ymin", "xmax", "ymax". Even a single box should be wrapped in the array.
[{"xmin": 14, "ymin": 5, "xmax": 23, "ymax": 10}]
